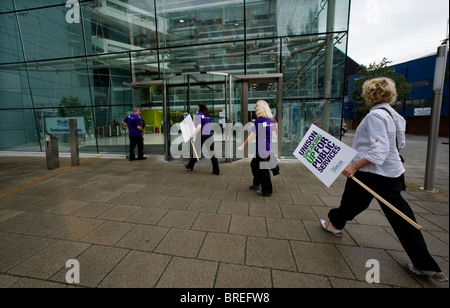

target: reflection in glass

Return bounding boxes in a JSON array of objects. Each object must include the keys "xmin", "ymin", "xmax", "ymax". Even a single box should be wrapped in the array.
[
  {"xmin": 0, "ymin": 1, "xmax": 14, "ymax": 13},
  {"xmin": 0, "ymin": 13, "xmax": 24, "ymax": 63},
  {"xmin": 26, "ymin": 58, "xmax": 91, "ymax": 109},
  {"xmin": 17, "ymin": 5, "xmax": 85, "ymax": 61},
  {"xmin": 157, "ymin": 0, "xmax": 244, "ymax": 48},
  {"xmin": 281, "ymin": 100, "xmax": 343, "ymax": 156},
  {"xmin": 83, "ymin": 0, "xmax": 158, "ymax": 55},
  {"xmin": 14, "ymin": 0, "xmax": 68, "ymax": 11},
  {"xmin": 282, "ymin": 33, "xmax": 348, "ymax": 100},
  {"xmin": 0, "ymin": 109, "xmax": 40, "ymax": 152},
  {"xmin": 0, "ymin": 63, "xmax": 33, "ymax": 109},
  {"xmin": 246, "ymin": 38, "xmax": 279, "ymax": 75},
  {"xmin": 159, "ymin": 41, "xmax": 245, "ymax": 76},
  {"xmin": 93, "ymin": 106, "xmax": 131, "ymax": 154},
  {"xmin": 85, "ymin": 53, "xmax": 132, "ymax": 109}
]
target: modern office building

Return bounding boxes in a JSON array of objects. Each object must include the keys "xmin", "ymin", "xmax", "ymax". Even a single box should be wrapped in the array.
[{"xmin": 0, "ymin": 0, "xmax": 351, "ymax": 159}]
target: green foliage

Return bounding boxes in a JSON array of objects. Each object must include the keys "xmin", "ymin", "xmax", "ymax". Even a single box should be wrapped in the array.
[
  {"xmin": 351, "ymin": 104, "xmax": 371, "ymax": 119},
  {"xmin": 350, "ymin": 58, "xmax": 412, "ymax": 119},
  {"xmin": 58, "ymin": 96, "xmax": 92, "ymax": 130}
]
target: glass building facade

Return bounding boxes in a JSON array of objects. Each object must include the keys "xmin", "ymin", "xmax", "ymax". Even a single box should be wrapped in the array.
[{"xmin": 0, "ymin": 0, "xmax": 350, "ymax": 158}]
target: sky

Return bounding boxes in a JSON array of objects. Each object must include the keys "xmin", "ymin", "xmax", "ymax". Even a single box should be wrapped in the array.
[{"xmin": 347, "ymin": 0, "xmax": 449, "ymax": 66}]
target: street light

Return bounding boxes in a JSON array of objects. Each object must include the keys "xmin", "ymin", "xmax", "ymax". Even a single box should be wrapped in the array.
[{"xmin": 422, "ymin": 44, "xmax": 448, "ymax": 192}]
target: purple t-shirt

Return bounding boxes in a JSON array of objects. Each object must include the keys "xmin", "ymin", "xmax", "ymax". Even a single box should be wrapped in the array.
[
  {"xmin": 123, "ymin": 114, "xmax": 142, "ymax": 137},
  {"xmin": 252, "ymin": 117, "xmax": 273, "ymax": 156},
  {"xmin": 195, "ymin": 113, "xmax": 212, "ymax": 137}
]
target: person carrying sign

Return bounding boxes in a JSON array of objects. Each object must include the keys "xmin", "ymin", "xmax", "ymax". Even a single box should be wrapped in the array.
[
  {"xmin": 238, "ymin": 100, "xmax": 275, "ymax": 197},
  {"xmin": 185, "ymin": 103, "xmax": 220, "ymax": 175},
  {"xmin": 320, "ymin": 77, "xmax": 447, "ymax": 283}
]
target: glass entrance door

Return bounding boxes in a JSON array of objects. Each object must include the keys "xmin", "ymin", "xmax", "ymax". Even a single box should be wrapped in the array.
[
  {"xmin": 163, "ymin": 72, "xmax": 233, "ymax": 161},
  {"xmin": 124, "ymin": 80, "xmax": 165, "ymax": 156}
]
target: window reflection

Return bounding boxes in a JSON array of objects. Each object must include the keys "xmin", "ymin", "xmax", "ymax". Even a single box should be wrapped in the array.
[
  {"xmin": 83, "ymin": 0, "xmax": 158, "ymax": 54},
  {"xmin": 18, "ymin": 5, "xmax": 85, "ymax": 61}
]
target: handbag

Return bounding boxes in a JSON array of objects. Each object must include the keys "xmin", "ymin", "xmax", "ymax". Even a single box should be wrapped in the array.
[
  {"xmin": 380, "ymin": 107, "xmax": 406, "ymax": 190},
  {"xmin": 271, "ymin": 164, "xmax": 280, "ymax": 176}
]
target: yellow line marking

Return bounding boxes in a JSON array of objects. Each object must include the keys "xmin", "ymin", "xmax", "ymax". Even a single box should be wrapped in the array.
[
  {"xmin": 0, "ymin": 156, "xmax": 101, "ymax": 200},
  {"xmin": 405, "ymin": 182, "xmax": 449, "ymax": 198}
]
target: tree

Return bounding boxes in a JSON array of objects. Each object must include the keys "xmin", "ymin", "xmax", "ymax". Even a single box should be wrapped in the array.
[
  {"xmin": 350, "ymin": 58, "xmax": 411, "ymax": 119},
  {"xmin": 58, "ymin": 96, "xmax": 92, "ymax": 131}
]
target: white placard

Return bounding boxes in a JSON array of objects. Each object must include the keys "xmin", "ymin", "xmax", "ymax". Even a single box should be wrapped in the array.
[
  {"xmin": 180, "ymin": 114, "xmax": 196, "ymax": 143},
  {"xmin": 293, "ymin": 124, "xmax": 358, "ymax": 188}
]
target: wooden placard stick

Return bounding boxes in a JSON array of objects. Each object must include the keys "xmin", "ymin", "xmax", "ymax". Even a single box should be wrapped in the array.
[
  {"xmin": 352, "ymin": 177, "xmax": 422, "ymax": 230},
  {"xmin": 184, "ymin": 121, "xmax": 199, "ymax": 161}
]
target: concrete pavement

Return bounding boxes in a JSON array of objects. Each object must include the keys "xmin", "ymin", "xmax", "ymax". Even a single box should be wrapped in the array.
[{"xmin": 0, "ymin": 132, "xmax": 448, "ymax": 288}]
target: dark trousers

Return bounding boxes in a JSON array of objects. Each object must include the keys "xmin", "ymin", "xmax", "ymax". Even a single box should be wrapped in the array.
[
  {"xmin": 328, "ymin": 171, "xmax": 441, "ymax": 272},
  {"xmin": 251, "ymin": 155, "xmax": 273, "ymax": 194},
  {"xmin": 187, "ymin": 135, "xmax": 219, "ymax": 173},
  {"xmin": 129, "ymin": 135, "xmax": 144, "ymax": 159}
]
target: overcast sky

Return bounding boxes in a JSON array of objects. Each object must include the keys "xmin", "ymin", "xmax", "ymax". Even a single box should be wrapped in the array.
[{"xmin": 347, "ymin": 0, "xmax": 449, "ymax": 66}]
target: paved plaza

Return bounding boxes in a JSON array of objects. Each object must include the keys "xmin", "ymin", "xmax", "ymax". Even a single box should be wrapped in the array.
[{"xmin": 0, "ymin": 132, "xmax": 448, "ymax": 288}]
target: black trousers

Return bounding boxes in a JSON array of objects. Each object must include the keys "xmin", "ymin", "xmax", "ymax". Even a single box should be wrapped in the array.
[
  {"xmin": 187, "ymin": 135, "xmax": 219, "ymax": 173},
  {"xmin": 129, "ymin": 135, "xmax": 144, "ymax": 159},
  {"xmin": 251, "ymin": 155, "xmax": 273, "ymax": 194},
  {"xmin": 328, "ymin": 171, "xmax": 441, "ymax": 272}
]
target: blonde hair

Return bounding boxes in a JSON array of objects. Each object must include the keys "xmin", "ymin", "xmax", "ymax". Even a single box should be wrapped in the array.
[
  {"xmin": 362, "ymin": 77, "xmax": 397, "ymax": 107},
  {"xmin": 254, "ymin": 100, "xmax": 274, "ymax": 119}
]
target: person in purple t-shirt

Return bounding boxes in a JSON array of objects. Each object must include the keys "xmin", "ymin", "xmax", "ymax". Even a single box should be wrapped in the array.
[
  {"xmin": 122, "ymin": 108, "xmax": 146, "ymax": 161},
  {"xmin": 185, "ymin": 103, "xmax": 220, "ymax": 175},
  {"xmin": 238, "ymin": 100, "xmax": 275, "ymax": 196}
]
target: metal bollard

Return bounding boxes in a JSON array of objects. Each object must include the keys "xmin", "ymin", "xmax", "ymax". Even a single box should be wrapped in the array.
[
  {"xmin": 45, "ymin": 133, "xmax": 60, "ymax": 170},
  {"xmin": 69, "ymin": 119, "xmax": 80, "ymax": 166}
]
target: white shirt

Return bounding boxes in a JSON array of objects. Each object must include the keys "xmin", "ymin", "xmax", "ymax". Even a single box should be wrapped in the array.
[{"xmin": 352, "ymin": 103, "xmax": 406, "ymax": 178}]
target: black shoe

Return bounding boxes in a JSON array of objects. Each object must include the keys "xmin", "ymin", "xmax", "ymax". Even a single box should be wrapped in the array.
[
  {"xmin": 256, "ymin": 190, "xmax": 272, "ymax": 197},
  {"xmin": 249, "ymin": 184, "xmax": 260, "ymax": 190},
  {"xmin": 212, "ymin": 171, "xmax": 220, "ymax": 175},
  {"xmin": 185, "ymin": 164, "xmax": 193, "ymax": 171},
  {"xmin": 129, "ymin": 158, "xmax": 136, "ymax": 161},
  {"xmin": 136, "ymin": 157, "xmax": 147, "ymax": 160}
]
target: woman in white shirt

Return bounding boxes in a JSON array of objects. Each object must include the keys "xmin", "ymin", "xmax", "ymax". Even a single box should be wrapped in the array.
[{"xmin": 320, "ymin": 77, "xmax": 447, "ymax": 283}]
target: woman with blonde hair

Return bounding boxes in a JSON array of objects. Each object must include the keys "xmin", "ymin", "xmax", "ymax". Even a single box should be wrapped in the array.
[
  {"xmin": 238, "ymin": 100, "xmax": 275, "ymax": 196},
  {"xmin": 320, "ymin": 77, "xmax": 447, "ymax": 282}
]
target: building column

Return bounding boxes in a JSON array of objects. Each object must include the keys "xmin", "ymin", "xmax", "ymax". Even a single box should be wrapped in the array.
[{"xmin": 322, "ymin": 0, "xmax": 336, "ymax": 132}]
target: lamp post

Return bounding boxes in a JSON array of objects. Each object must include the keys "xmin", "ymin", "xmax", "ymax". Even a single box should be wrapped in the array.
[{"xmin": 422, "ymin": 44, "xmax": 448, "ymax": 192}]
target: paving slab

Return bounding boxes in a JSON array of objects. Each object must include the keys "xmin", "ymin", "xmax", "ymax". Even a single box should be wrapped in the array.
[
  {"xmin": 156, "ymin": 257, "xmax": 218, "ymax": 288},
  {"xmin": 290, "ymin": 241, "xmax": 355, "ymax": 279},
  {"xmin": 154, "ymin": 228, "xmax": 206, "ymax": 258},
  {"xmin": 246, "ymin": 237, "xmax": 297, "ymax": 271},
  {"xmin": 98, "ymin": 250, "xmax": 170, "ymax": 288},
  {"xmin": 7, "ymin": 240, "xmax": 90, "ymax": 280},
  {"xmin": 214, "ymin": 263, "xmax": 272, "ymax": 288},
  {"xmin": 197, "ymin": 232, "xmax": 246, "ymax": 264}
]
